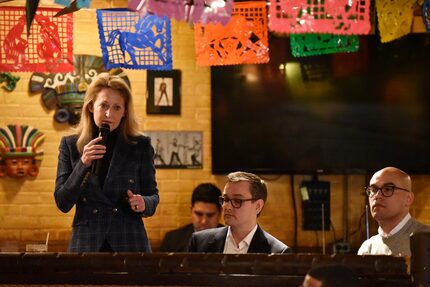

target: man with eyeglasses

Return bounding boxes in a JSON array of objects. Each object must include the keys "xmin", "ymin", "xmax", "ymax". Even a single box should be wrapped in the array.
[
  {"xmin": 358, "ymin": 167, "xmax": 430, "ymax": 256},
  {"xmin": 159, "ymin": 183, "xmax": 223, "ymax": 252},
  {"xmin": 188, "ymin": 171, "xmax": 290, "ymax": 254}
]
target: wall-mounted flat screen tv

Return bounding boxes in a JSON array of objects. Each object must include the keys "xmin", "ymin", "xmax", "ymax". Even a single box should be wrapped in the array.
[{"xmin": 211, "ymin": 34, "xmax": 430, "ymax": 174}]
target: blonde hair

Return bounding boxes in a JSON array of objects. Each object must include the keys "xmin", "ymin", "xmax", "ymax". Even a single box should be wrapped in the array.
[{"xmin": 75, "ymin": 72, "xmax": 140, "ymax": 153}]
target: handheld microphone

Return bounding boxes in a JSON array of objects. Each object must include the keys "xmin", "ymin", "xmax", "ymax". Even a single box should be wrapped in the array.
[{"xmin": 91, "ymin": 123, "xmax": 110, "ymax": 175}]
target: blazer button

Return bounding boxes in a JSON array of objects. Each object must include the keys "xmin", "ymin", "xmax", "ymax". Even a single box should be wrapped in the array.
[
  {"xmin": 92, "ymin": 208, "xmax": 99, "ymax": 214},
  {"xmin": 112, "ymin": 208, "xmax": 118, "ymax": 213},
  {"xmin": 128, "ymin": 179, "xmax": 135, "ymax": 184},
  {"xmin": 81, "ymin": 197, "xmax": 87, "ymax": 203}
]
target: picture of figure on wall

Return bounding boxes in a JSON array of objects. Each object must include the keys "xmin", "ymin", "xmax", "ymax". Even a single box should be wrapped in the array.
[
  {"xmin": 153, "ymin": 138, "xmax": 166, "ymax": 165},
  {"xmin": 189, "ymin": 137, "xmax": 201, "ymax": 166},
  {"xmin": 145, "ymin": 131, "xmax": 203, "ymax": 169},
  {"xmin": 147, "ymin": 70, "xmax": 181, "ymax": 114},
  {"xmin": 154, "ymin": 77, "xmax": 173, "ymax": 106}
]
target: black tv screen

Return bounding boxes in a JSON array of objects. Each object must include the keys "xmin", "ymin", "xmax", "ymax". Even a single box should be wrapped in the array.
[{"xmin": 211, "ymin": 34, "xmax": 430, "ymax": 174}]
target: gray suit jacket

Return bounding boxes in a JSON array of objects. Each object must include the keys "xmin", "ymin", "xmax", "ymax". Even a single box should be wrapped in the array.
[
  {"xmin": 188, "ymin": 226, "xmax": 291, "ymax": 254},
  {"xmin": 54, "ymin": 134, "xmax": 159, "ymax": 252}
]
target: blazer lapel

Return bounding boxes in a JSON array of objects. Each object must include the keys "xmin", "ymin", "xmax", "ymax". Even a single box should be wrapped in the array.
[
  {"xmin": 248, "ymin": 225, "xmax": 270, "ymax": 253},
  {"xmin": 88, "ymin": 174, "xmax": 112, "ymax": 206},
  {"xmin": 104, "ymin": 136, "xmax": 133, "ymax": 192},
  {"xmin": 207, "ymin": 227, "xmax": 228, "ymax": 252}
]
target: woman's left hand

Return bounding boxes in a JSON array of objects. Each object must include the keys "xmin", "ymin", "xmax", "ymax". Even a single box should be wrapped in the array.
[{"xmin": 127, "ymin": 190, "xmax": 146, "ymax": 212}]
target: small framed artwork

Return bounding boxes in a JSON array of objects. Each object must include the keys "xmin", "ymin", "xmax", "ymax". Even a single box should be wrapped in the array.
[
  {"xmin": 146, "ymin": 70, "xmax": 181, "ymax": 114},
  {"xmin": 145, "ymin": 131, "xmax": 203, "ymax": 169}
]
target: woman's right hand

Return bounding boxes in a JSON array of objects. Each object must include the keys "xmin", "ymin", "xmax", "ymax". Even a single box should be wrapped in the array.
[{"xmin": 81, "ymin": 137, "xmax": 106, "ymax": 168}]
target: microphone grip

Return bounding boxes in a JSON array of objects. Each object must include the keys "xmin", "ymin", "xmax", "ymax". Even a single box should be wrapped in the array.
[
  {"xmin": 91, "ymin": 124, "xmax": 110, "ymax": 175},
  {"xmin": 91, "ymin": 155, "xmax": 100, "ymax": 175}
]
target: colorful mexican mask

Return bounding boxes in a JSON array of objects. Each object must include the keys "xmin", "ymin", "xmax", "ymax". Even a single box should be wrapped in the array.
[
  {"xmin": 0, "ymin": 125, "xmax": 45, "ymax": 178},
  {"xmin": 29, "ymin": 54, "xmax": 130, "ymax": 125}
]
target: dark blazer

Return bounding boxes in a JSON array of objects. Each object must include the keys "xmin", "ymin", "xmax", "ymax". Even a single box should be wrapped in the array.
[
  {"xmin": 188, "ymin": 226, "xmax": 291, "ymax": 254},
  {"xmin": 159, "ymin": 223, "xmax": 224, "ymax": 252},
  {"xmin": 159, "ymin": 224, "xmax": 195, "ymax": 252},
  {"xmin": 54, "ymin": 134, "xmax": 159, "ymax": 252}
]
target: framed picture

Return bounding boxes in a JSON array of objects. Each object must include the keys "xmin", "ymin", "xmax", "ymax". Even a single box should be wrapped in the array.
[
  {"xmin": 145, "ymin": 131, "xmax": 203, "ymax": 169},
  {"xmin": 146, "ymin": 70, "xmax": 181, "ymax": 114}
]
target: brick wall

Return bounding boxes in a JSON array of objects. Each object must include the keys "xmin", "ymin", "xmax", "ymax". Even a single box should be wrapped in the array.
[{"xmin": 0, "ymin": 0, "xmax": 429, "ymax": 252}]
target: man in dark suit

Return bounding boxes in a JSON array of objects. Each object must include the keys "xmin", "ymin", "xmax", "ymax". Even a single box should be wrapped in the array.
[
  {"xmin": 159, "ymin": 183, "xmax": 222, "ymax": 252},
  {"xmin": 188, "ymin": 171, "xmax": 290, "ymax": 254}
]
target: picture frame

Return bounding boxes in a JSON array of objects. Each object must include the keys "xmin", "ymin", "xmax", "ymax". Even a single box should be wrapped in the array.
[
  {"xmin": 146, "ymin": 70, "xmax": 181, "ymax": 115},
  {"xmin": 145, "ymin": 131, "xmax": 203, "ymax": 169}
]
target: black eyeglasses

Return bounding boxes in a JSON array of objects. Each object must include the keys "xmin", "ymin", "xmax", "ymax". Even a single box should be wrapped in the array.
[
  {"xmin": 365, "ymin": 184, "xmax": 410, "ymax": 198},
  {"xmin": 218, "ymin": 196, "xmax": 257, "ymax": 208}
]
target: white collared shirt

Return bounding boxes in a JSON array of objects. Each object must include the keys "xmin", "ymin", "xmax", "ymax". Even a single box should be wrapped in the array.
[
  {"xmin": 378, "ymin": 213, "xmax": 411, "ymax": 238},
  {"xmin": 223, "ymin": 225, "xmax": 258, "ymax": 254}
]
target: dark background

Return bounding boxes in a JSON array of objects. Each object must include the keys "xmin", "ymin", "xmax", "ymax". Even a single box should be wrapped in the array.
[{"xmin": 211, "ymin": 34, "xmax": 430, "ymax": 174}]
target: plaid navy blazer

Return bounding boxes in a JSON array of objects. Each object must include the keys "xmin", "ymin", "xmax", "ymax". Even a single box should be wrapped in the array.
[{"xmin": 54, "ymin": 134, "xmax": 159, "ymax": 252}]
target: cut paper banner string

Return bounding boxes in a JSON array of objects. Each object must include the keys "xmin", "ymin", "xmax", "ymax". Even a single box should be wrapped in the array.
[
  {"xmin": 290, "ymin": 34, "xmax": 359, "ymax": 57},
  {"xmin": 376, "ymin": 0, "xmax": 414, "ymax": 43},
  {"xmin": 97, "ymin": 9, "xmax": 172, "ymax": 70},
  {"xmin": 26, "ymin": 0, "xmax": 40, "ymax": 35},
  {"xmin": 55, "ymin": 0, "xmax": 90, "ymax": 8},
  {"xmin": 195, "ymin": 1, "xmax": 268, "ymax": 66},
  {"xmin": 54, "ymin": 0, "xmax": 91, "ymax": 16},
  {"xmin": 128, "ymin": 0, "xmax": 147, "ymax": 12},
  {"xmin": 146, "ymin": 0, "xmax": 233, "ymax": 25},
  {"xmin": 0, "ymin": 6, "xmax": 74, "ymax": 72},
  {"xmin": 269, "ymin": 0, "xmax": 371, "ymax": 35}
]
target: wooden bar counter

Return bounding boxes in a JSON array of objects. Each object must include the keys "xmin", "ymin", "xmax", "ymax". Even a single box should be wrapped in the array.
[{"xmin": 0, "ymin": 253, "xmax": 412, "ymax": 286}]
